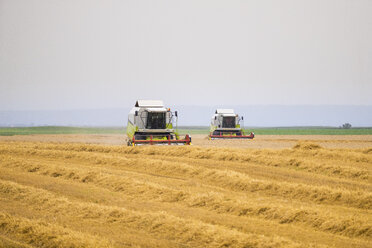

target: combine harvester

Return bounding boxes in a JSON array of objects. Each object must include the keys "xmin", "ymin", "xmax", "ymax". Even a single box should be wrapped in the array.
[
  {"xmin": 209, "ymin": 109, "xmax": 254, "ymax": 140},
  {"xmin": 126, "ymin": 100, "xmax": 191, "ymax": 146}
]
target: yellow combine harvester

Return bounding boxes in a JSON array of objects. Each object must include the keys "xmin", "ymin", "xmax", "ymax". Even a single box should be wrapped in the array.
[
  {"xmin": 209, "ymin": 109, "xmax": 254, "ymax": 139},
  {"xmin": 126, "ymin": 100, "xmax": 191, "ymax": 146}
]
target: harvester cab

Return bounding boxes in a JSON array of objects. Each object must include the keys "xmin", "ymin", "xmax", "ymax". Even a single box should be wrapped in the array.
[
  {"xmin": 126, "ymin": 100, "xmax": 191, "ymax": 146},
  {"xmin": 209, "ymin": 109, "xmax": 254, "ymax": 139}
]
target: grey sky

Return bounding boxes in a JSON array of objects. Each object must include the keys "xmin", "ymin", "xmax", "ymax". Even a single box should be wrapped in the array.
[{"xmin": 1, "ymin": 0, "xmax": 371, "ymax": 111}]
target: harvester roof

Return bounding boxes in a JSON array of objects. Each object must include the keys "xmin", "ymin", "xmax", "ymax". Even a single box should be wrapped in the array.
[
  {"xmin": 135, "ymin": 100, "xmax": 164, "ymax": 108},
  {"xmin": 146, "ymin": 107, "xmax": 167, "ymax": 112},
  {"xmin": 215, "ymin": 109, "xmax": 235, "ymax": 114}
]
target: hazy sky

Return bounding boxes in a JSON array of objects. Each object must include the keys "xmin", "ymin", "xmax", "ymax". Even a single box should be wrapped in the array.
[{"xmin": 1, "ymin": 0, "xmax": 371, "ymax": 111}]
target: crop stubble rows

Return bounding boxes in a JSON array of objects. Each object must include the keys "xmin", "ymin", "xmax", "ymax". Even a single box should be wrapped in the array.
[{"xmin": 0, "ymin": 141, "xmax": 371, "ymax": 247}]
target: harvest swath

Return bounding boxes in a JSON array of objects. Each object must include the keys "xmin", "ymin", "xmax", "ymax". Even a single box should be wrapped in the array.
[{"xmin": 0, "ymin": 141, "xmax": 371, "ymax": 247}]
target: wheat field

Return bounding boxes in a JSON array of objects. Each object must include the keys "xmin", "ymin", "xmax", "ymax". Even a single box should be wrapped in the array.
[{"xmin": 0, "ymin": 139, "xmax": 371, "ymax": 247}]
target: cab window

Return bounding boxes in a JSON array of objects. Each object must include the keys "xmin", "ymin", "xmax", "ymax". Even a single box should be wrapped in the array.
[{"xmin": 146, "ymin": 112, "xmax": 166, "ymax": 129}]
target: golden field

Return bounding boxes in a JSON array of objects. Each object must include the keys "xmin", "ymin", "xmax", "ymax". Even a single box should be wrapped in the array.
[{"xmin": 0, "ymin": 135, "xmax": 371, "ymax": 247}]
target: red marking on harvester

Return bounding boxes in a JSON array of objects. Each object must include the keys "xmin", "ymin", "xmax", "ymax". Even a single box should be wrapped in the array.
[
  {"xmin": 131, "ymin": 134, "xmax": 191, "ymax": 146},
  {"xmin": 209, "ymin": 132, "xmax": 255, "ymax": 139}
]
